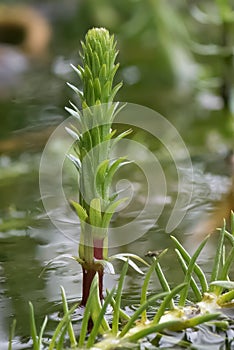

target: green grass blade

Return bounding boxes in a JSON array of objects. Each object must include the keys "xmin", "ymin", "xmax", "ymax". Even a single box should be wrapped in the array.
[
  {"xmin": 171, "ymin": 235, "xmax": 208, "ymax": 293},
  {"xmin": 29, "ymin": 302, "xmax": 39, "ymax": 350},
  {"xmin": 8, "ymin": 319, "xmax": 16, "ymax": 350},
  {"xmin": 140, "ymin": 259, "xmax": 158, "ymax": 323},
  {"xmin": 119, "ymin": 292, "xmax": 168, "ymax": 337},
  {"xmin": 219, "ymin": 246, "xmax": 234, "ymax": 281},
  {"xmin": 87, "ymin": 288, "xmax": 115, "ymax": 347},
  {"xmin": 106, "ymin": 290, "xmax": 131, "ymax": 321},
  {"xmin": 112, "ymin": 260, "xmax": 128, "ymax": 335},
  {"xmin": 61, "ymin": 286, "xmax": 77, "ymax": 348},
  {"xmin": 210, "ymin": 280, "xmax": 234, "ymax": 290},
  {"xmin": 210, "ymin": 222, "xmax": 225, "ymax": 293},
  {"xmin": 217, "ymin": 289, "xmax": 234, "ymax": 305},
  {"xmin": 38, "ymin": 316, "xmax": 48, "ymax": 347},
  {"xmin": 126, "ymin": 320, "xmax": 184, "ymax": 342},
  {"xmin": 127, "ymin": 313, "xmax": 220, "ymax": 342},
  {"xmin": 78, "ymin": 279, "xmax": 97, "ymax": 347},
  {"xmin": 56, "ymin": 326, "xmax": 68, "ymax": 350},
  {"xmin": 153, "ymin": 283, "xmax": 186, "ymax": 324},
  {"xmin": 175, "ymin": 249, "xmax": 202, "ymax": 302},
  {"xmin": 224, "ymin": 229, "xmax": 234, "ymax": 245},
  {"xmin": 48, "ymin": 304, "xmax": 78, "ymax": 350},
  {"xmin": 179, "ymin": 236, "xmax": 209, "ymax": 307},
  {"xmin": 153, "ymin": 253, "xmax": 175, "ymax": 309}
]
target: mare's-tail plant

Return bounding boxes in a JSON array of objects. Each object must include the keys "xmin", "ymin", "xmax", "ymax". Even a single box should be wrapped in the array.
[{"xmin": 66, "ymin": 28, "xmax": 133, "ymax": 307}]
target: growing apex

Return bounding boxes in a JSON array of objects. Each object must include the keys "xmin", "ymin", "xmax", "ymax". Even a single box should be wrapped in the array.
[{"xmin": 77, "ymin": 27, "xmax": 121, "ymax": 107}]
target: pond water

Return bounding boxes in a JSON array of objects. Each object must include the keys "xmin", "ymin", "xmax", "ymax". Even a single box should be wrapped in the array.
[{"xmin": 0, "ymin": 1, "xmax": 233, "ymax": 349}]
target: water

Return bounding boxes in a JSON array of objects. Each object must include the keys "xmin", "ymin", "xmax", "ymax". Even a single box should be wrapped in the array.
[{"xmin": 0, "ymin": 1, "xmax": 233, "ymax": 348}]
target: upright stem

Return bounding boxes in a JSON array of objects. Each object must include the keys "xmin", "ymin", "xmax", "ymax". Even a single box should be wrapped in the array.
[
  {"xmin": 80, "ymin": 237, "xmax": 104, "ymax": 306},
  {"xmin": 81, "ymin": 266, "xmax": 104, "ymax": 306},
  {"xmin": 67, "ymin": 28, "xmax": 124, "ymax": 312}
]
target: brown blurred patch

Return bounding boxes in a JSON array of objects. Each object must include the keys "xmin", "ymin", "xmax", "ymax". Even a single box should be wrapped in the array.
[
  {"xmin": 0, "ymin": 126, "xmax": 56, "ymax": 155},
  {"xmin": 0, "ymin": 4, "xmax": 51, "ymax": 58}
]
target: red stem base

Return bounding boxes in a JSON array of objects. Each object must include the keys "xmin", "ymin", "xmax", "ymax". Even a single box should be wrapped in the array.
[{"xmin": 80, "ymin": 265, "xmax": 104, "ymax": 306}]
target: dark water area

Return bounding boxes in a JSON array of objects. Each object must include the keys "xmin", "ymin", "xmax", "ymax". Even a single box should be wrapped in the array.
[{"xmin": 0, "ymin": 0, "xmax": 233, "ymax": 348}]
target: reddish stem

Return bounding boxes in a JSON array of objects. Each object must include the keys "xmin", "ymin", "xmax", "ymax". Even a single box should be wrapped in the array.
[
  {"xmin": 80, "ymin": 238, "xmax": 104, "ymax": 307},
  {"xmin": 93, "ymin": 238, "xmax": 104, "ymax": 259}
]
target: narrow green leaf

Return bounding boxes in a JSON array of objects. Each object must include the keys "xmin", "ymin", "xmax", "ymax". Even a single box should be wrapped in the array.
[
  {"xmin": 153, "ymin": 283, "xmax": 187, "ymax": 324},
  {"xmin": 79, "ymin": 287, "xmax": 96, "ymax": 347},
  {"xmin": 103, "ymin": 157, "xmax": 131, "ymax": 195},
  {"xmin": 94, "ymin": 78, "xmax": 102, "ymax": 100},
  {"xmin": 70, "ymin": 63, "xmax": 82, "ymax": 78},
  {"xmin": 210, "ymin": 280, "xmax": 234, "ymax": 290},
  {"xmin": 38, "ymin": 316, "xmax": 48, "ymax": 348},
  {"xmin": 218, "ymin": 246, "xmax": 234, "ymax": 286},
  {"xmin": 102, "ymin": 197, "xmax": 128, "ymax": 228},
  {"xmin": 90, "ymin": 274, "xmax": 110, "ymax": 333},
  {"xmin": 29, "ymin": 302, "xmax": 39, "ymax": 350},
  {"xmin": 109, "ymin": 82, "xmax": 123, "ymax": 101},
  {"xmin": 8, "ymin": 319, "xmax": 16, "ymax": 350},
  {"xmin": 90, "ymin": 198, "xmax": 102, "ymax": 227},
  {"xmin": 224, "ymin": 229, "xmax": 234, "ymax": 245},
  {"xmin": 210, "ymin": 222, "xmax": 225, "ymax": 293},
  {"xmin": 48, "ymin": 304, "xmax": 78, "ymax": 350},
  {"xmin": 217, "ymin": 289, "xmax": 234, "ymax": 305},
  {"xmin": 61, "ymin": 286, "xmax": 77, "ymax": 348},
  {"xmin": 112, "ymin": 129, "xmax": 132, "ymax": 147},
  {"xmin": 67, "ymin": 82, "xmax": 83, "ymax": 98},
  {"xmin": 175, "ymin": 249, "xmax": 202, "ymax": 302},
  {"xmin": 109, "ymin": 253, "xmax": 149, "ymax": 267},
  {"xmin": 153, "ymin": 252, "xmax": 176, "ymax": 308},
  {"xmin": 65, "ymin": 127, "xmax": 80, "ymax": 141},
  {"xmin": 170, "ymin": 235, "xmax": 208, "ymax": 293},
  {"xmin": 70, "ymin": 200, "xmax": 88, "ymax": 222},
  {"xmin": 106, "ymin": 290, "xmax": 131, "ymax": 321},
  {"xmin": 65, "ymin": 106, "xmax": 82, "ymax": 121},
  {"xmin": 87, "ymin": 288, "xmax": 115, "ymax": 347},
  {"xmin": 127, "ymin": 313, "xmax": 220, "ymax": 342},
  {"xmin": 119, "ymin": 292, "xmax": 169, "ymax": 337},
  {"xmin": 67, "ymin": 154, "xmax": 81, "ymax": 172},
  {"xmin": 112, "ymin": 260, "xmax": 128, "ymax": 335},
  {"xmin": 140, "ymin": 259, "xmax": 158, "ymax": 323},
  {"xmin": 179, "ymin": 236, "xmax": 209, "ymax": 306},
  {"xmin": 95, "ymin": 159, "xmax": 109, "ymax": 197}
]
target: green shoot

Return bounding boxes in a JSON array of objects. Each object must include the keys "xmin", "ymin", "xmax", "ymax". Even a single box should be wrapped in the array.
[
  {"xmin": 178, "ymin": 235, "xmax": 209, "ymax": 307},
  {"xmin": 112, "ymin": 260, "xmax": 129, "ymax": 335},
  {"xmin": 170, "ymin": 235, "xmax": 208, "ymax": 293},
  {"xmin": 61, "ymin": 286, "xmax": 77, "ymax": 348}
]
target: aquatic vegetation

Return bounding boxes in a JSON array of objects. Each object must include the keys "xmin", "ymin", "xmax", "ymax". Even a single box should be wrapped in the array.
[
  {"xmin": 65, "ymin": 27, "xmax": 143, "ymax": 308},
  {"xmin": 23, "ymin": 217, "xmax": 233, "ymax": 349},
  {"xmin": 8, "ymin": 26, "xmax": 234, "ymax": 350}
]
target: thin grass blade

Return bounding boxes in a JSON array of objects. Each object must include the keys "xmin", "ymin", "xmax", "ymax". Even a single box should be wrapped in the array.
[
  {"xmin": 48, "ymin": 304, "xmax": 78, "ymax": 350},
  {"xmin": 112, "ymin": 260, "xmax": 128, "ymax": 335},
  {"xmin": 87, "ymin": 288, "xmax": 115, "ymax": 347},
  {"xmin": 175, "ymin": 249, "xmax": 202, "ymax": 302},
  {"xmin": 8, "ymin": 319, "xmax": 16, "ymax": 350},
  {"xmin": 29, "ymin": 302, "xmax": 39, "ymax": 350},
  {"xmin": 61, "ymin": 286, "xmax": 77, "ymax": 348},
  {"xmin": 153, "ymin": 283, "xmax": 186, "ymax": 324},
  {"xmin": 170, "ymin": 235, "xmax": 208, "ymax": 293},
  {"xmin": 210, "ymin": 223, "xmax": 225, "ymax": 293},
  {"xmin": 119, "ymin": 292, "xmax": 169, "ymax": 337},
  {"xmin": 179, "ymin": 236, "xmax": 209, "ymax": 307},
  {"xmin": 141, "ymin": 259, "xmax": 158, "ymax": 323}
]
